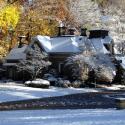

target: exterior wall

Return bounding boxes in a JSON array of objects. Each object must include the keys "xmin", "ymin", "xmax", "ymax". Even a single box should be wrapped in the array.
[
  {"xmin": 49, "ymin": 53, "xmax": 73, "ymax": 73},
  {"xmin": 6, "ymin": 67, "xmax": 31, "ymax": 81},
  {"xmin": 4, "ymin": 51, "xmax": 78, "ymax": 80},
  {"xmin": 6, "ymin": 67, "xmax": 16, "ymax": 80}
]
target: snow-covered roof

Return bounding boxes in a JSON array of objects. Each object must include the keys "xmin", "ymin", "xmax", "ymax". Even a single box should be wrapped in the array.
[
  {"xmin": 102, "ymin": 36, "xmax": 113, "ymax": 44},
  {"xmin": 33, "ymin": 35, "xmax": 84, "ymax": 53},
  {"xmin": 33, "ymin": 34, "xmax": 112, "ymax": 55},
  {"xmin": 89, "ymin": 38, "xmax": 110, "ymax": 54},
  {"xmin": 5, "ymin": 32, "xmax": 113, "ymax": 64},
  {"xmin": 3, "ymin": 63, "xmax": 17, "ymax": 66},
  {"xmin": 6, "ymin": 45, "xmax": 27, "ymax": 60}
]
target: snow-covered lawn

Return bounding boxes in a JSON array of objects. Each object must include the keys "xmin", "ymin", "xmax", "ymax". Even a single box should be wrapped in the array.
[
  {"xmin": 0, "ymin": 83, "xmax": 98, "ymax": 102},
  {"xmin": 103, "ymin": 85, "xmax": 125, "ymax": 90},
  {"xmin": 0, "ymin": 109, "xmax": 125, "ymax": 125}
]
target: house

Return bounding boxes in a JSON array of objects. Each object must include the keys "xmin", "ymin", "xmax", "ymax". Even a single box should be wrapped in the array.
[
  {"xmin": 3, "ymin": 29, "xmax": 114, "ymax": 80},
  {"xmin": 32, "ymin": 35, "xmax": 85, "ymax": 73}
]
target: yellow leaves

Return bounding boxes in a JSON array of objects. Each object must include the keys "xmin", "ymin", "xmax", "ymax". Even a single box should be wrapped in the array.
[
  {"xmin": 0, "ymin": 3, "xmax": 20, "ymax": 59},
  {"xmin": 0, "ymin": 40, "xmax": 9, "ymax": 58},
  {"xmin": 17, "ymin": 10, "xmax": 58, "ymax": 36},
  {"xmin": 0, "ymin": 46, "xmax": 7, "ymax": 58},
  {"xmin": 39, "ymin": 19, "xmax": 57, "ymax": 36},
  {"xmin": 31, "ymin": 19, "xmax": 57, "ymax": 36},
  {"xmin": 16, "ymin": 0, "xmax": 72, "ymax": 37},
  {"xmin": 0, "ymin": 5, "xmax": 20, "ymax": 32}
]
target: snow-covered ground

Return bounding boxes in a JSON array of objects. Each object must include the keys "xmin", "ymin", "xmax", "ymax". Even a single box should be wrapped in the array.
[
  {"xmin": 0, "ymin": 109, "xmax": 125, "ymax": 125},
  {"xmin": 0, "ymin": 83, "xmax": 99, "ymax": 102},
  {"xmin": 100, "ymin": 84, "xmax": 125, "ymax": 90},
  {"xmin": 0, "ymin": 83, "xmax": 125, "ymax": 103}
]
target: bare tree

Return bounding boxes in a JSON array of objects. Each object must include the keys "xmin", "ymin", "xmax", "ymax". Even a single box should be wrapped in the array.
[
  {"xmin": 16, "ymin": 44, "xmax": 51, "ymax": 80},
  {"xmin": 116, "ymin": 41, "xmax": 125, "ymax": 55}
]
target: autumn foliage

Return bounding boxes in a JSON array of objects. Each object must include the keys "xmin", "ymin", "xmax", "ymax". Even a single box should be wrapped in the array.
[
  {"xmin": 16, "ymin": 0, "xmax": 74, "ymax": 36},
  {"xmin": 0, "ymin": 0, "xmax": 76, "ymax": 58},
  {"xmin": 0, "ymin": 5, "xmax": 20, "ymax": 33},
  {"xmin": 0, "ymin": 1, "xmax": 20, "ymax": 58}
]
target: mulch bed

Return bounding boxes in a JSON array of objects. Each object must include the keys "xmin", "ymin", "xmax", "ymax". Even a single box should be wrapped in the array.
[{"xmin": 0, "ymin": 90, "xmax": 125, "ymax": 111}]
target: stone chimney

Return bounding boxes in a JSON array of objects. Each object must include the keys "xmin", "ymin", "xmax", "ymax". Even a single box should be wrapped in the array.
[
  {"xmin": 58, "ymin": 21, "xmax": 66, "ymax": 36},
  {"xmin": 18, "ymin": 36, "xmax": 27, "ymax": 48},
  {"xmin": 81, "ymin": 28, "xmax": 87, "ymax": 36}
]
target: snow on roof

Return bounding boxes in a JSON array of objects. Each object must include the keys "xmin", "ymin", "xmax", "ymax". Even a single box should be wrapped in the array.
[
  {"xmin": 34, "ymin": 34, "xmax": 112, "ymax": 54},
  {"xmin": 103, "ymin": 36, "xmax": 113, "ymax": 44},
  {"xmin": 5, "ymin": 33, "xmax": 112, "ymax": 62},
  {"xmin": 6, "ymin": 45, "xmax": 27, "ymax": 60},
  {"xmin": 34, "ymin": 36, "xmax": 52, "ymax": 52},
  {"xmin": 3, "ymin": 63, "xmax": 17, "ymax": 66},
  {"xmin": 35, "ymin": 35, "xmax": 83, "ymax": 53},
  {"xmin": 89, "ymin": 38, "xmax": 110, "ymax": 54}
]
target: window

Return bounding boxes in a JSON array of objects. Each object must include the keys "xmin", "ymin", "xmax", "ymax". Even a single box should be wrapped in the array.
[{"xmin": 59, "ymin": 63, "xmax": 63, "ymax": 73}]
